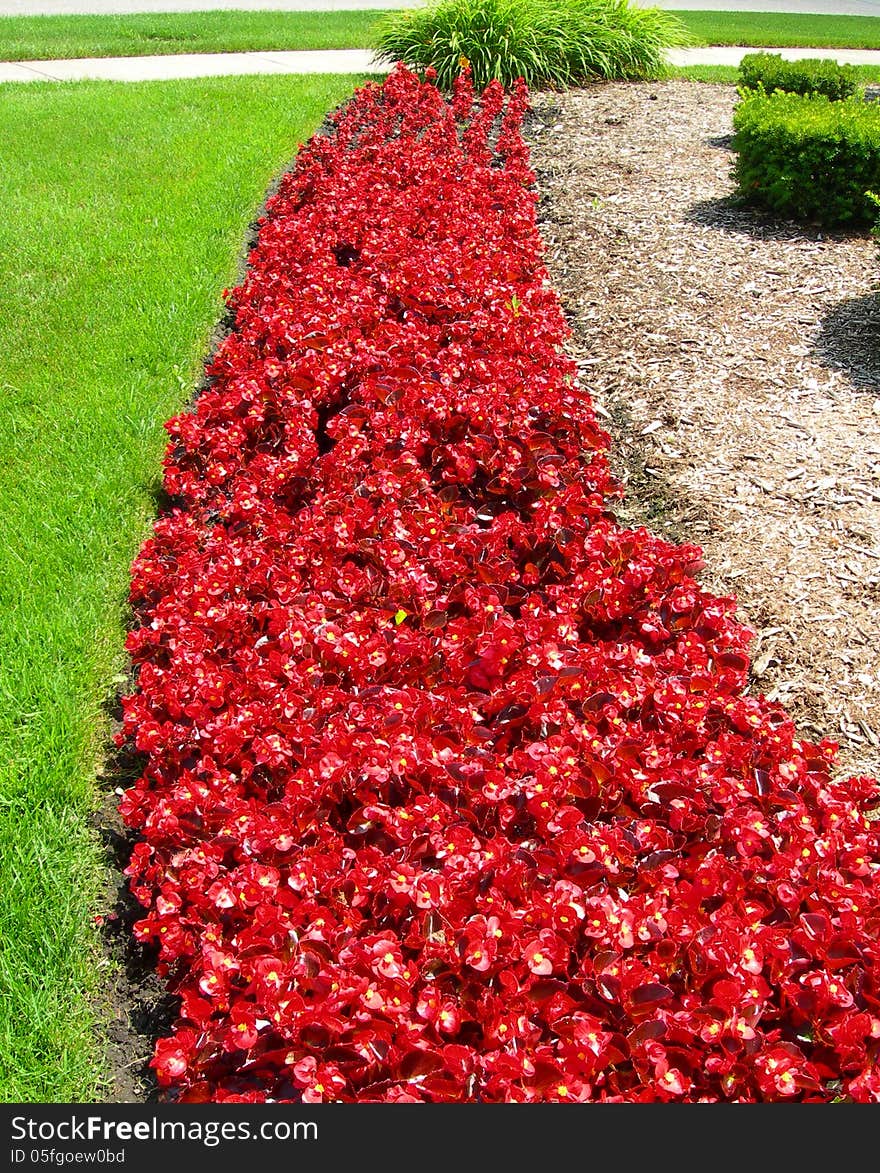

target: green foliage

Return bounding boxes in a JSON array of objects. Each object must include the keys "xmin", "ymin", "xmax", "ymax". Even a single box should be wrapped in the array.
[
  {"xmin": 732, "ymin": 89, "xmax": 880, "ymax": 229},
  {"xmin": 374, "ymin": 0, "xmax": 691, "ymax": 90},
  {"xmin": 739, "ymin": 51, "xmax": 859, "ymax": 100},
  {"xmin": 5, "ymin": 6, "xmax": 880, "ymax": 61},
  {"xmin": 867, "ymin": 190, "xmax": 880, "ymax": 246}
]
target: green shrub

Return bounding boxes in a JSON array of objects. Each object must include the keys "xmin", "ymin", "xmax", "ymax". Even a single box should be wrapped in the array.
[
  {"xmin": 732, "ymin": 89, "xmax": 880, "ymax": 228},
  {"xmin": 374, "ymin": 0, "xmax": 691, "ymax": 90},
  {"xmin": 869, "ymin": 190, "xmax": 880, "ymax": 234},
  {"xmin": 738, "ymin": 51, "xmax": 859, "ymax": 100}
]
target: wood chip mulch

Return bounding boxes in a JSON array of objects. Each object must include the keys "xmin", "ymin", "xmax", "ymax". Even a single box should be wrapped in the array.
[{"xmin": 527, "ymin": 81, "xmax": 880, "ymax": 780}]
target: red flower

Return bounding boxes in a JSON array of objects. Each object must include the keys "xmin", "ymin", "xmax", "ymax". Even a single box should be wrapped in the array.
[
  {"xmin": 152, "ymin": 1031, "xmax": 197, "ymax": 1086},
  {"xmin": 292, "ymin": 1056, "xmax": 347, "ymax": 1103},
  {"xmin": 522, "ymin": 930, "xmax": 568, "ymax": 977}
]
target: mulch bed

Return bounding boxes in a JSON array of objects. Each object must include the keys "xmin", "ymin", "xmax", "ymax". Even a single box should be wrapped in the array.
[{"xmin": 527, "ymin": 80, "xmax": 880, "ymax": 781}]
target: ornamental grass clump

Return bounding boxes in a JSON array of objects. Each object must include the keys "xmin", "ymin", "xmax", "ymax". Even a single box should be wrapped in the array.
[
  {"xmin": 121, "ymin": 68, "xmax": 880, "ymax": 1103},
  {"xmin": 374, "ymin": 0, "xmax": 690, "ymax": 90}
]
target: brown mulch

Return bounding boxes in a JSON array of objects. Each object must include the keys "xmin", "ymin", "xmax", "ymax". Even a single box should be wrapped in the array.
[{"xmin": 526, "ymin": 81, "xmax": 880, "ymax": 781}]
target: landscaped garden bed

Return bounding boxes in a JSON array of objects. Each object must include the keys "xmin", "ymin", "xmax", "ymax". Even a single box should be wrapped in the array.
[{"xmin": 116, "ymin": 66, "xmax": 880, "ymax": 1103}]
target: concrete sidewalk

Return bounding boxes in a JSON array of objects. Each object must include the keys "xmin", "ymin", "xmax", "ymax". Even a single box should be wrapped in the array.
[
  {"xmin": 2, "ymin": 43, "xmax": 880, "ymax": 82},
  {"xmin": 637, "ymin": 0, "xmax": 880, "ymax": 13},
  {"xmin": 0, "ymin": 46, "xmax": 378, "ymax": 80},
  {"xmin": 670, "ymin": 44, "xmax": 880, "ymax": 65}
]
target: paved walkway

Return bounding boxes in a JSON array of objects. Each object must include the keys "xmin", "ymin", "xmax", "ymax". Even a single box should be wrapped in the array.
[
  {"xmin": 0, "ymin": 47, "xmax": 377, "ymax": 80},
  {"xmin": 1, "ymin": 43, "xmax": 879, "ymax": 82},
  {"xmin": 1, "ymin": 0, "xmax": 877, "ymax": 83},
  {"xmin": 669, "ymin": 45, "xmax": 880, "ymax": 65}
]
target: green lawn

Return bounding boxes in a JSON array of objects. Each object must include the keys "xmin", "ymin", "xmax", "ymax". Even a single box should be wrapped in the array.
[
  {"xmin": 0, "ymin": 71, "xmax": 364, "ymax": 1103},
  {"xmin": 1, "ymin": 8, "xmax": 878, "ymax": 62},
  {"xmin": 677, "ymin": 11, "xmax": 880, "ymax": 51},
  {"xmin": 0, "ymin": 9, "xmax": 382, "ymax": 60}
]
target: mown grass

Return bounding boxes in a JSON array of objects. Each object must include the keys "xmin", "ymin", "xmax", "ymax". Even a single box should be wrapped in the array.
[
  {"xmin": 1, "ymin": 8, "xmax": 878, "ymax": 64},
  {"xmin": 0, "ymin": 10, "xmax": 382, "ymax": 61},
  {"xmin": 0, "ymin": 71, "xmax": 364, "ymax": 1103},
  {"xmin": 677, "ymin": 11, "xmax": 880, "ymax": 52}
]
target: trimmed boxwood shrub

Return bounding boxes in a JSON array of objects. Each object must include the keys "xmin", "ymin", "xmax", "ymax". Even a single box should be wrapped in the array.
[
  {"xmin": 732, "ymin": 89, "xmax": 880, "ymax": 228},
  {"xmin": 738, "ymin": 52, "xmax": 859, "ymax": 101}
]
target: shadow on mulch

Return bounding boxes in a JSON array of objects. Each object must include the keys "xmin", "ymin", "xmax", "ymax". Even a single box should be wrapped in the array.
[
  {"xmin": 684, "ymin": 195, "xmax": 855, "ymax": 246},
  {"xmin": 814, "ymin": 291, "xmax": 880, "ymax": 396}
]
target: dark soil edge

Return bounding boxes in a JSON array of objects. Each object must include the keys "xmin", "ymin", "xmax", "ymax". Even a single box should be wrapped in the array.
[{"xmin": 89, "ymin": 101, "xmax": 355, "ymax": 1104}]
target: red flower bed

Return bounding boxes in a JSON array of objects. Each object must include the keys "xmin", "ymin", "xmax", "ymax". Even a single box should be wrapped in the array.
[{"xmin": 119, "ymin": 66, "xmax": 880, "ymax": 1102}]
